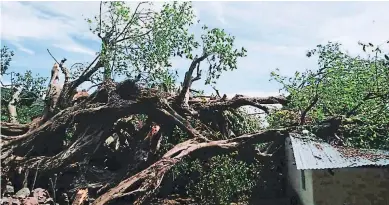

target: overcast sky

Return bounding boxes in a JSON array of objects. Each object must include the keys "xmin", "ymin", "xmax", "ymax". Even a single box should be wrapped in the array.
[{"xmin": 1, "ymin": 1, "xmax": 389, "ymax": 97}]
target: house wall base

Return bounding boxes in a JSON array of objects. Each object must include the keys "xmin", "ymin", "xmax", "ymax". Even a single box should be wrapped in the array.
[{"xmin": 312, "ymin": 167, "xmax": 389, "ymax": 205}]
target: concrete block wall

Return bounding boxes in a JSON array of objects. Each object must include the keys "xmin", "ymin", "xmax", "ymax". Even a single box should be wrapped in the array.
[{"xmin": 312, "ymin": 167, "xmax": 389, "ymax": 205}]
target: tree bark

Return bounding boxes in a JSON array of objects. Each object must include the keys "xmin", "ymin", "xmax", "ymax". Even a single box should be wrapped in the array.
[
  {"xmin": 42, "ymin": 63, "xmax": 62, "ymax": 121},
  {"xmin": 1, "ymin": 122, "xmax": 29, "ymax": 136},
  {"xmin": 8, "ymin": 85, "xmax": 23, "ymax": 123},
  {"xmin": 177, "ymin": 54, "xmax": 209, "ymax": 106}
]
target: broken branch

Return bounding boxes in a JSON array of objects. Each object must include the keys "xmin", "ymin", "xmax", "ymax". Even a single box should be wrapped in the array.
[
  {"xmin": 8, "ymin": 85, "xmax": 23, "ymax": 123},
  {"xmin": 177, "ymin": 54, "xmax": 210, "ymax": 106},
  {"xmin": 300, "ymin": 95, "xmax": 318, "ymax": 125},
  {"xmin": 193, "ymin": 95, "xmax": 287, "ymax": 114}
]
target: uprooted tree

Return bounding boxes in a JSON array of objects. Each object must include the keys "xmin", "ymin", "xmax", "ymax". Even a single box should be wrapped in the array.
[{"xmin": 1, "ymin": 1, "xmax": 389, "ymax": 205}]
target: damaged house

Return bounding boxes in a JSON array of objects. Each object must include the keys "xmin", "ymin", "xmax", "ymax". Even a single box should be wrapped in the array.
[{"xmin": 285, "ymin": 133, "xmax": 389, "ymax": 205}]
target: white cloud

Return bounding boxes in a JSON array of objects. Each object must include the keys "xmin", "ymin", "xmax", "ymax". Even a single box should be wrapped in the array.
[
  {"xmin": 194, "ymin": 2, "xmax": 226, "ymax": 25},
  {"xmin": 0, "ymin": 1, "xmax": 98, "ymax": 55},
  {"xmin": 52, "ymin": 43, "xmax": 96, "ymax": 56},
  {"xmin": 13, "ymin": 42, "xmax": 35, "ymax": 55},
  {"xmin": 197, "ymin": 1, "xmax": 389, "ymax": 56},
  {"xmin": 189, "ymin": 1, "xmax": 389, "ymax": 94},
  {"xmin": 237, "ymin": 40, "xmax": 307, "ymax": 57},
  {"xmin": 0, "ymin": 1, "xmax": 171, "ymax": 57},
  {"xmin": 210, "ymin": 2, "xmax": 227, "ymax": 25},
  {"xmin": 317, "ymin": 4, "xmax": 389, "ymax": 55}
]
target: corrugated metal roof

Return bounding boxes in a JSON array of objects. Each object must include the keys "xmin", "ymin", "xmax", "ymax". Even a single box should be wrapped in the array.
[{"xmin": 288, "ymin": 133, "xmax": 389, "ymax": 170}]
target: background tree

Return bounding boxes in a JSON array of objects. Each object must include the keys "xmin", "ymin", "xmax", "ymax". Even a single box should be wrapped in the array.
[
  {"xmin": 1, "ymin": 46, "xmax": 46, "ymax": 125},
  {"xmin": 269, "ymin": 41, "xmax": 389, "ymax": 149}
]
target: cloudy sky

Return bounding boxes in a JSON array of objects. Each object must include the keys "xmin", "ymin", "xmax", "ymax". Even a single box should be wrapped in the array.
[{"xmin": 1, "ymin": 1, "xmax": 389, "ymax": 97}]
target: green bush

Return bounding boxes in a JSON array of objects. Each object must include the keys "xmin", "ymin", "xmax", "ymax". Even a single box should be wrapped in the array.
[
  {"xmin": 167, "ymin": 154, "xmax": 261, "ymax": 205},
  {"xmin": 157, "ymin": 109, "xmax": 265, "ymax": 204},
  {"xmin": 192, "ymin": 155, "xmax": 260, "ymax": 204}
]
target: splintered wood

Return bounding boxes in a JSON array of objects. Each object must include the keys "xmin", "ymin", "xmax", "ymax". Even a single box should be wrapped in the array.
[{"xmin": 72, "ymin": 188, "xmax": 88, "ymax": 205}]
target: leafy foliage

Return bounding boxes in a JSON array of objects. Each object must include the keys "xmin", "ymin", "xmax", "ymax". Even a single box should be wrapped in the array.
[
  {"xmin": 168, "ymin": 155, "xmax": 260, "ymax": 205},
  {"xmin": 226, "ymin": 108, "xmax": 263, "ymax": 135},
  {"xmin": 200, "ymin": 27, "xmax": 247, "ymax": 84},
  {"xmin": 1, "ymin": 45, "xmax": 14, "ymax": 75},
  {"xmin": 85, "ymin": 1, "xmax": 200, "ymax": 86},
  {"xmin": 83, "ymin": 1, "xmax": 245, "ymax": 92},
  {"xmin": 0, "ymin": 46, "xmax": 47, "ymax": 123},
  {"xmin": 267, "ymin": 109, "xmax": 299, "ymax": 128},
  {"xmin": 157, "ymin": 109, "xmax": 263, "ymax": 204},
  {"xmin": 269, "ymin": 42, "xmax": 389, "ymax": 149}
]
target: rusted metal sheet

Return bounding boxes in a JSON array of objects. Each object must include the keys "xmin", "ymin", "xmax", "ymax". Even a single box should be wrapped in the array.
[{"xmin": 289, "ymin": 133, "xmax": 389, "ymax": 170}]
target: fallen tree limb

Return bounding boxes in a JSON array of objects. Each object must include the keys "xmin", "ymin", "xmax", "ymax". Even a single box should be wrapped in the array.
[
  {"xmin": 93, "ymin": 129, "xmax": 287, "ymax": 205},
  {"xmin": 192, "ymin": 95, "xmax": 288, "ymax": 114},
  {"xmin": 1, "ymin": 122, "xmax": 30, "ymax": 136},
  {"xmin": 300, "ymin": 95, "xmax": 318, "ymax": 125},
  {"xmin": 1, "ymin": 100, "xmax": 151, "ymax": 162},
  {"xmin": 13, "ymin": 128, "xmax": 105, "ymax": 175}
]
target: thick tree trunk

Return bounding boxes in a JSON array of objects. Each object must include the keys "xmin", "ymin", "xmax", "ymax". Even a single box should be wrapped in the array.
[{"xmin": 42, "ymin": 63, "xmax": 62, "ymax": 121}]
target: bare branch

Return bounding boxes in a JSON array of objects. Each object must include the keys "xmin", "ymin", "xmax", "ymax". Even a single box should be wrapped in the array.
[
  {"xmin": 114, "ymin": 2, "xmax": 147, "ymax": 42},
  {"xmin": 70, "ymin": 63, "xmax": 84, "ymax": 70},
  {"xmin": 86, "ymin": 82, "xmax": 104, "ymax": 92},
  {"xmin": 46, "ymin": 49, "xmax": 60, "ymax": 65},
  {"xmin": 110, "ymin": 45, "xmax": 118, "ymax": 79},
  {"xmin": 115, "ymin": 29, "xmax": 153, "ymax": 44},
  {"xmin": 192, "ymin": 95, "xmax": 288, "ymax": 114},
  {"xmin": 212, "ymin": 86, "xmax": 221, "ymax": 98},
  {"xmin": 191, "ymin": 62, "xmax": 202, "ymax": 82},
  {"xmin": 177, "ymin": 54, "xmax": 210, "ymax": 106},
  {"xmin": 189, "ymin": 89, "xmax": 202, "ymax": 94},
  {"xmin": 300, "ymin": 95, "xmax": 318, "ymax": 125},
  {"xmin": 47, "ymin": 49, "xmax": 70, "ymax": 82},
  {"xmin": 71, "ymin": 57, "xmax": 103, "ymax": 90},
  {"xmin": 98, "ymin": 1, "xmax": 102, "ymax": 39},
  {"xmin": 60, "ymin": 59, "xmax": 71, "ymax": 83},
  {"xmin": 1, "ymin": 99, "xmax": 150, "ymax": 149},
  {"xmin": 80, "ymin": 54, "xmax": 101, "ymax": 77},
  {"xmin": 248, "ymin": 112, "xmax": 266, "ymax": 115},
  {"xmin": 8, "ymin": 86, "xmax": 23, "ymax": 123},
  {"xmin": 155, "ymin": 107, "xmax": 207, "ymax": 141}
]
